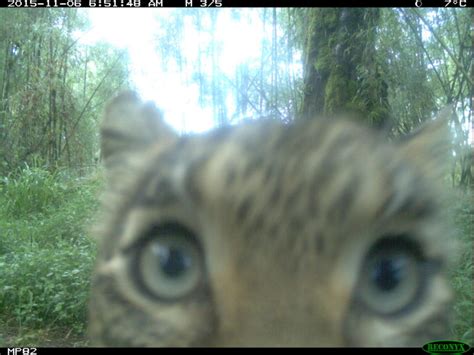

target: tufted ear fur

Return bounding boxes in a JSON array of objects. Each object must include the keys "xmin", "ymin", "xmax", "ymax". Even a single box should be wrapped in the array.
[
  {"xmin": 398, "ymin": 107, "xmax": 452, "ymax": 182},
  {"xmin": 100, "ymin": 91, "xmax": 178, "ymax": 174}
]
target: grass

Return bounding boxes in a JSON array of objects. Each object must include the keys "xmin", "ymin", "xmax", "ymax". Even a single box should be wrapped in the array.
[
  {"xmin": 0, "ymin": 165, "xmax": 472, "ymax": 347},
  {"xmin": 0, "ymin": 165, "xmax": 101, "ymax": 346},
  {"xmin": 447, "ymin": 190, "xmax": 473, "ymax": 345}
]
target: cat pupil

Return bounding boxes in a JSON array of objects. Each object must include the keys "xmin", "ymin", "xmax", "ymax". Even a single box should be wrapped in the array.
[
  {"xmin": 372, "ymin": 256, "xmax": 406, "ymax": 292},
  {"xmin": 157, "ymin": 245, "xmax": 191, "ymax": 278}
]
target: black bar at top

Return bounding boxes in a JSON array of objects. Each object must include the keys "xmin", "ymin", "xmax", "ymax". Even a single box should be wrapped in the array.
[{"xmin": 1, "ymin": 0, "xmax": 472, "ymax": 7}]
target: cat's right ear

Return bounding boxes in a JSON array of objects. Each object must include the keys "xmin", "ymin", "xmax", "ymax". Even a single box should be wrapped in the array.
[
  {"xmin": 398, "ymin": 107, "xmax": 452, "ymax": 182},
  {"xmin": 100, "ymin": 91, "xmax": 178, "ymax": 174}
]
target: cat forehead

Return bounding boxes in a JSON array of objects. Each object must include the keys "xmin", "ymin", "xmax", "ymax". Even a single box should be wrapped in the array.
[{"xmin": 133, "ymin": 117, "xmax": 436, "ymax": 231}]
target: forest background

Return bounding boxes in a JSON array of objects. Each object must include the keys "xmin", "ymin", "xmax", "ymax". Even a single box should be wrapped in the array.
[{"xmin": 0, "ymin": 8, "xmax": 471, "ymax": 346}]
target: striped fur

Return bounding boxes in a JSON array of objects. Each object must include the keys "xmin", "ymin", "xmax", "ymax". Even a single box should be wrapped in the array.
[{"xmin": 89, "ymin": 91, "xmax": 455, "ymax": 346}]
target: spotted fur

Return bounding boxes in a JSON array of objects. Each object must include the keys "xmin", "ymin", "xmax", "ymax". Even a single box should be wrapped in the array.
[{"xmin": 89, "ymin": 91, "xmax": 455, "ymax": 346}]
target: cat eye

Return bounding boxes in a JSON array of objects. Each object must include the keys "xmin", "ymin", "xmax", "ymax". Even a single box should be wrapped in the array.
[
  {"xmin": 358, "ymin": 236, "xmax": 428, "ymax": 316},
  {"xmin": 133, "ymin": 223, "xmax": 204, "ymax": 301}
]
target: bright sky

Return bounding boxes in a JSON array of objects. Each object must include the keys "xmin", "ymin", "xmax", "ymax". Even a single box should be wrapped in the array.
[{"xmin": 77, "ymin": 9, "xmax": 265, "ymax": 133}]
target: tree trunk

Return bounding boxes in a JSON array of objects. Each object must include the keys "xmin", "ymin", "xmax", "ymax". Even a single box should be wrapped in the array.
[{"xmin": 299, "ymin": 9, "xmax": 389, "ymax": 128}]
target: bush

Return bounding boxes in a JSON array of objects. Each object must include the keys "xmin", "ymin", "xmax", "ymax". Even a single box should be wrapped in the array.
[
  {"xmin": 0, "ymin": 240, "xmax": 95, "ymax": 332},
  {"xmin": 0, "ymin": 168, "xmax": 101, "ymax": 344},
  {"xmin": 1, "ymin": 165, "xmax": 68, "ymax": 218}
]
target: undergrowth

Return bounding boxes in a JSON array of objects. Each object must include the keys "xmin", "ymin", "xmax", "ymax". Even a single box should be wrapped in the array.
[
  {"xmin": 0, "ymin": 165, "xmax": 102, "ymax": 346},
  {"xmin": 448, "ymin": 190, "xmax": 473, "ymax": 345}
]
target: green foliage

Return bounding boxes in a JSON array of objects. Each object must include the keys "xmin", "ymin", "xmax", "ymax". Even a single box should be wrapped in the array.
[
  {"xmin": 1, "ymin": 165, "xmax": 67, "ymax": 218},
  {"xmin": 0, "ymin": 8, "xmax": 130, "ymax": 177},
  {"xmin": 0, "ymin": 169, "xmax": 102, "ymax": 346},
  {"xmin": 0, "ymin": 242, "xmax": 94, "ymax": 330},
  {"xmin": 447, "ymin": 191, "xmax": 473, "ymax": 344}
]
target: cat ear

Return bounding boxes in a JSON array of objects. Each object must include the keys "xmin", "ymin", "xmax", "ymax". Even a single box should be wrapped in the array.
[
  {"xmin": 398, "ymin": 107, "xmax": 452, "ymax": 181},
  {"xmin": 100, "ymin": 91, "xmax": 178, "ymax": 173}
]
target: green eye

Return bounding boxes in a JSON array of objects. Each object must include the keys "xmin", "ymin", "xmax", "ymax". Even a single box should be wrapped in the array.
[
  {"xmin": 358, "ymin": 237, "xmax": 425, "ymax": 315},
  {"xmin": 135, "ymin": 224, "xmax": 203, "ymax": 300}
]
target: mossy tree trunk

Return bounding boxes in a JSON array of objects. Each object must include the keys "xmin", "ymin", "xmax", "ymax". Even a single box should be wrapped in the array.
[{"xmin": 299, "ymin": 9, "xmax": 389, "ymax": 128}]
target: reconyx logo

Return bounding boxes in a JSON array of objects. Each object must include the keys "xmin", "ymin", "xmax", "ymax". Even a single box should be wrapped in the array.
[{"xmin": 422, "ymin": 341, "xmax": 472, "ymax": 355}]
